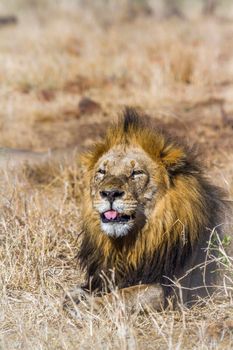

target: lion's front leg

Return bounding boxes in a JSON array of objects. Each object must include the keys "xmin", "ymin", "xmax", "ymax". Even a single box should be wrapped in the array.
[
  {"xmin": 103, "ymin": 284, "xmax": 164, "ymax": 313},
  {"xmin": 63, "ymin": 283, "xmax": 164, "ymax": 318}
]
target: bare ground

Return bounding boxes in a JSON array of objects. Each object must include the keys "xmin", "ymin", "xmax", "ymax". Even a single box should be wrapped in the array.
[{"xmin": 0, "ymin": 2, "xmax": 233, "ymax": 349}]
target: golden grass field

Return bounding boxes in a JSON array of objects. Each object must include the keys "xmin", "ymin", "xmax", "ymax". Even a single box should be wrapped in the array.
[{"xmin": 0, "ymin": 1, "xmax": 233, "ymax": 349}]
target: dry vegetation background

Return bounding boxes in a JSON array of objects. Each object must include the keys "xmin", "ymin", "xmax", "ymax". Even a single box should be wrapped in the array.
[{"xmin": 0, "ymin": 0, "xmax": 233, "ymax": 349}]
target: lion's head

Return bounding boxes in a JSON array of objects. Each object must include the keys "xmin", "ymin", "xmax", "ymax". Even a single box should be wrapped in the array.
[
  {"xmin": 78, "ymin": 108, "xmax": 224, "ymax": 301},
  {"xmin": 81, "ymin": 108, "xmax": 206, "ymax": 242}
]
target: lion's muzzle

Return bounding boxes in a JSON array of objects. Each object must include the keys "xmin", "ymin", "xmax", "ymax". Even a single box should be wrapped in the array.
[
  {"xmin": 95, "ymin": 192, "xmax": 137, "ymax": 238},
  {"xmin": 93, "ymin": 176, "xmax": 139, "ymax": 237}
]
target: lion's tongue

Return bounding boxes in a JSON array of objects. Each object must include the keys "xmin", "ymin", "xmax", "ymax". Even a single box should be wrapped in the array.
[{"xmin": 104, "ymin": 210, "xmax": 118, "ymax": 220}]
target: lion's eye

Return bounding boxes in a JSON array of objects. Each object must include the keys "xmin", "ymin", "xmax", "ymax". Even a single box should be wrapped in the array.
[
  {"xmin": 97, "ymin": 169, "xmax": 106, "ymax": 175},
  {"xmin": 131, "ymin": 170, "xmax": 144, "ymax": 178}
]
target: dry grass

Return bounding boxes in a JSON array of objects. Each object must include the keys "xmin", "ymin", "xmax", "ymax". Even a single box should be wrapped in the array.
[{"xmin": 0, "ymin": 1, "xmax": 233, "ymax": 349}]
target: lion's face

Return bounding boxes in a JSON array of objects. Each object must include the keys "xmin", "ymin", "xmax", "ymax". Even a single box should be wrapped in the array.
[{"xmin": 90, "ymin": 145, "xmax": 164, "ymax": 238}]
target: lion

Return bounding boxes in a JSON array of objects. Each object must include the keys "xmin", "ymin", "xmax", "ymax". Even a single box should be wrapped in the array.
[{"xmin": 64, "ymin": 107, "xmax": 226, "ymax": 315}]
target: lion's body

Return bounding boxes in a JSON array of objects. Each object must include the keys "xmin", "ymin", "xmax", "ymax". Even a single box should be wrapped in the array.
[{"xmin": 77, "ymin": 108, "xmax": 225, "ymax": 306}]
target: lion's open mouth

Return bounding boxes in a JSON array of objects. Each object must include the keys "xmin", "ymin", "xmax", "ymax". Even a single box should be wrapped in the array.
[{"xmin": 101, "ymin": 210, "xmax": 134, "ymax": 223}]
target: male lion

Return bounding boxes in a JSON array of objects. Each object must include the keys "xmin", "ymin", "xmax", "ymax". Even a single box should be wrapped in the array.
[{"xmin": 65, "ymin": 108, "xmax": 225, "ymax": 314}]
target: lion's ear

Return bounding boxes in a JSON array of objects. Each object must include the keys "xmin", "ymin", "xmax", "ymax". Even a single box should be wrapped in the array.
[{"xmin": 160, "ymin": 145, "xmax": 186, "ymax": 173}]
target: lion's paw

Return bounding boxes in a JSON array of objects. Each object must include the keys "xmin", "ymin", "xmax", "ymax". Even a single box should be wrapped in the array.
[{"xmin": 63, "ymin": 286, "xmax": 90, "ymax": 319}]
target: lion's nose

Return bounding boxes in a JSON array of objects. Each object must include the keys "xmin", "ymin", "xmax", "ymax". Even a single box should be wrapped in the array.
[{"xmin": 100, "ymin": 190, "xmax": 124, "ymax": 202}]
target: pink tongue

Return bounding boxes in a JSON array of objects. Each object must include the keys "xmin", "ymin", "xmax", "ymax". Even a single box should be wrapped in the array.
[{"xmin": 104, "ymin": 210, "xmax": 118, "ymax": 220}]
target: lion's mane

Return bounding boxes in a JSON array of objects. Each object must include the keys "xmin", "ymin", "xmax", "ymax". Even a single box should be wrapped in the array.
[{"xmin": 78, "ymin": 108, "xmax": 225, "ymax": 304}]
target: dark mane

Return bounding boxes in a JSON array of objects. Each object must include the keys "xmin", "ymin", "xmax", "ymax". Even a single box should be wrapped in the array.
[{"xmin": 122, "ymin": 107, "xmax": 143, "ymax": 133}]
